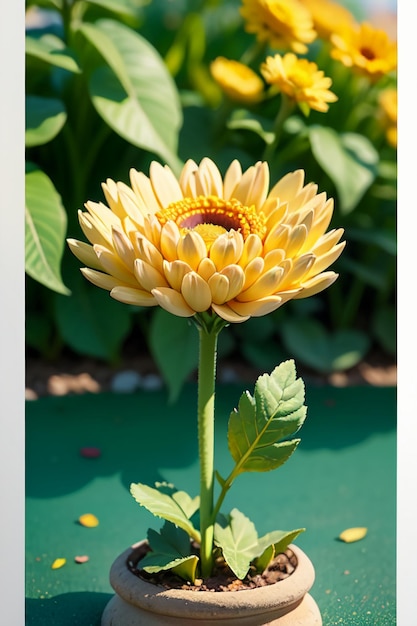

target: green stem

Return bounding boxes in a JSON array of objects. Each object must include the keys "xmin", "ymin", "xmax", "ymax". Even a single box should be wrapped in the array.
[
  {"xmin": 197, "ymin": 324, "xmax": 219, "ymax": 578},
  {"xmin": 262, "ymin": 95, "xmax": 295, "ymax": 162}
]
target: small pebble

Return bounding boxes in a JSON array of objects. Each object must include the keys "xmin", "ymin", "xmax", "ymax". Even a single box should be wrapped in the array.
[
  {"xmin": 80, "ymin": 447, "xmax": 101, "ymax": 458},
  {"xmin": 74, "ymin": 555, "xmax": 90, "ymax": 564},
  {"xmin": 141, "ymin": 373, "xmax": 163, "ymax": 391},
  {"xmin": 111, "ymin": 370, "xmax": 142, "ymax": 393}
]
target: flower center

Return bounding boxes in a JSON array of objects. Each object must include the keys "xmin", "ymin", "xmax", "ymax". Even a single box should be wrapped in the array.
[
  {"xmin": 156, "ymin": 195, "xmax": 267, "ymax": 247},
  {"xmin": 360, "ymin": 46, "xmax": 376, "ymax": 61}
]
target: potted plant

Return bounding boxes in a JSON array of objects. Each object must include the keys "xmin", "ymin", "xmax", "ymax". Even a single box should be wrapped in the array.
[{"xmin": 68, "ymin": 155, "xmax": 345, "ymax": 625}]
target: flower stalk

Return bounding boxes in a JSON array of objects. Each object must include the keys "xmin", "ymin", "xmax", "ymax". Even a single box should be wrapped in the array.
[{"xmin": 196, "ymin": 322, "xmax": 219, "ymax": 578}]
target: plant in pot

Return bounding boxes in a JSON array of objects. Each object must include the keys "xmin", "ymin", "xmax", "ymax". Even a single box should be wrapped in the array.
[{"xmin": 68, "ymin": 155, "xmax": 345, "ymax": 625}]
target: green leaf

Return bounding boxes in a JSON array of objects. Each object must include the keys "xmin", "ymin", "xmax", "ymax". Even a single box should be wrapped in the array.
[
  {"xmin": 253, "ymin": 528, "xmax": 305, "ymax": 572},
  {"xmin": 25, "ymin": 34, "xmax": 81, "ymax": 73},
  {"xmin": 228, "ymin": 360, "xmax": 306, "ymax": 474},
  {"xmin": 281, "ymin": 318, "xmax": 370, "ymax": 373},
  {"xmin": 149, "ymin": 309, "xmax": 199, "ymax": 403},
  {"xmin": 25, "ymin": 95, "xmax": 67, "ymax": 147},
  {"xmin": 214, "ymin": 509, "xmax": 259, "ymax": 580},
  {"xmin": 78, "ymin": 19, "xmax": 183, "ymax": 173},
  {"xmin": 228, "ymin": 111, "xmax": 274, "ymax": 144},
  {"xmin": 54, "ymin": 271, "xmax": 132, "ymax": 360},
  {"xmin": 85, "ymin": 0, "xmax": 148, "ymax": 19},
  {"xmin": 25, "ymin": 163, "xmax": 70, "ymax": 295},
  {"xmin": 346, "ymin": 227, "xmax": 397, "ymax": 256},
  {"xmin": 309, "ymin": 126, "xmax": 378, "ymax": 214},
  {"xmin": 130, "ymin": 482, "xmax": 201, "ymax": 543},
  {"xmin": 140, "ymin": 523, "xmax": 198, "ymax": 582}
]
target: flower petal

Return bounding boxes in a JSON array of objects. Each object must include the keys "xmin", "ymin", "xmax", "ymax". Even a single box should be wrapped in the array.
[
  {"xmin": 181, "ymin": 272, "xmax": 212, "ymax": 312},
  {"xmin": 134, "ymin": 259, "xmax": 169, "ymax": 291},
  {"xmin": 152, "ymin": 287, "xmax": 195, "ymax": 317},
  {"xmin": 67, "ymin": 239, "xmax": 103, "ymax": 270},
  {"xmin": 111, "ymin": 286, "xmax": 156, "ymax": 306}
]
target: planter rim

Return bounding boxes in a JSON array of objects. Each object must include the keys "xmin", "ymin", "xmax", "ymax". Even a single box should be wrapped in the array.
[{"xmin": 109, "ymin": 541, "xmax": 316, "ymax": 619}]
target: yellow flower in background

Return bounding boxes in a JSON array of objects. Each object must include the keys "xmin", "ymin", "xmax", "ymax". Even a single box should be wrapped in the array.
[
  {"xmin": 68, "ymin": 159, "xmax": 345, "ymax": 323},
  {"xmin": 261, "ymin": 53, "xmax": 338, "ymax": 113},
  {"xmin": 379, "ymin": 88, "xmax": 397, "ymax": 148},
  {"xmin": 298, "ymin": 0, "xmax": 357, "ymax": 40},
  {"xmin": 210, "ymin": 57, "xmax": 264, "ymax": 104},
  {"xmin": 330, "ymin": 22, "xmax": 397, "ymax": 81},
  {"xmin": 240, "ymin": 0, "xmax": 317, "ymax": 54}
]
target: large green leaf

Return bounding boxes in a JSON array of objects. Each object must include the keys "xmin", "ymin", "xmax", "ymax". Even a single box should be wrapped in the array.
[
  {"xmin": 25, "ymin": 163, "xmax": 69, "ymax": 294},
  {"xmin": 140, "ymin": 523, "xmax": 198, "ymax": 582},
  {"xmin": 53, "ymin": 272, "xmax": 132, "ymax": 360},
  {"xmin": 25, "ymin": 34, "xmax": 81, "ymax": 73},
  {"xmin": 149, "ymin": 309, "xmax": 199, "ymax": 403},
  {"xmin": 214, "ymin": 509, "xmax": 259, "ymax": 580},
  {"xmin": 25, "ymin": 95, "xmax": 67, "ymax": 147},
  {"xmin": 130, "ymin": 482, "xmax": 201, "ymax": 543},
  {"xmin": 85, "ymin": 0, "xmax": 149, "ymax": 18},
  {"xmin": 281, "ymin": 318, "xmax": 370, "ymax": 373},
  {"xmin": 228, "ymin": 360, "xmax": 306, "ymax": 474},
  {"xmin": 309, "ymin": 126, "xmax": 378, "ymax": 214},
  {"xmin": 79, "ymin": 19, "xmax": 183, "ymax": 173}
]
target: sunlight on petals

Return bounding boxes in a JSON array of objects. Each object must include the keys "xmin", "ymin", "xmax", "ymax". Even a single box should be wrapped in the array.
[
  {"xmin": 67, "ymin": 239, "xmax": 103, "ymax": 270},
  {"xmin": 134, "ymin": 259, "xmax": 169, "ymax": 291},
  {"xmin": 152, "ymin": 287, "xmax": 195, "ymax": 317},
  {"xmin": 111, "ymin": 286, "xmax": 156, "ymax": 306}
]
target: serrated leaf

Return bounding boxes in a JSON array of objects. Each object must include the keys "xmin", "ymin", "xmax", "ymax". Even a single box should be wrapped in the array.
[
  {"xmin": 281, "ymin": 319, "xmax": 370, "ymax": 373},
  {"xmin": 141, "ymin": 523, "xmax": 198, "ymax": 581},
  {"xmin": 228, "ymin": 360, "xmax": 306, "ymax": 473},
  {"xmin": 78, "ymin": 19, "xmax": 183, "ymax": 173},
  {"xmin": 309, "ymin": 126, "xmax": 378, "ymax": 214},
  {"xmin": 25, "ymin": 163, "xmax": 70, "ymax": 295},
  {"xmin": 25, "ymin": 34, "xmax": 81, "ymax": 73},
  {"xmin": 214, "ymin": 509, "xmax": 259, "ymax": 580},
  {"xmin": 130, "ymin": 483, "xmax": 201, "ymax": 543},
  {"xmin": 149, "ymin": 309, "xmax": 198, "ymax": 403},
  {"xmin": 26, "ymin": 95, "xmax": 67, "ymax": 147}
]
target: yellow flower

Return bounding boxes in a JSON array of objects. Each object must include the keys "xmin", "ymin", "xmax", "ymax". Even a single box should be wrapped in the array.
[
  {"xmin": 379, "ymin": 88, "xmax": 397, "ymax": 148},
  {"xmin": 261, "ymin": 53, "xmax": 338, "ymax": 113},
  {"xmin": 240, "ymin": 0, "xmax": 317, "ymax": 54},
  {"xmin": 298, "ymin": 0, "xmax": 357, "ymax": 40},
  {"xmin": 68, "ymin": 159, "xmax": 345, "ymax": 324},
  {"xmin": 330, "ymin": 22, "xmax": 397, "ymax": 81},
  {"xmin": 210, "ymin": 57, "xmax": 264, "ymax": 104}
]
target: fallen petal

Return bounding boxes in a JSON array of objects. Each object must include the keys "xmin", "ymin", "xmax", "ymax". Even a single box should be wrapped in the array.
[
  {"xmin": 80, "ymin": 447, "xmax": 101, "ymax": 458},
  {"xmin": 78, "ymin": 513, "xmax": 99, "ymax": 527},
  {"xmin": 338, "ymin": 527, "xmax": 368, "ymax": 543},
  {"xmin": 51, "ymin": 558, "xmax": 66, "ymax": 570},
  {"xmin": 74, "ymin": 555, "xmax": 90, "ymax": 564}
]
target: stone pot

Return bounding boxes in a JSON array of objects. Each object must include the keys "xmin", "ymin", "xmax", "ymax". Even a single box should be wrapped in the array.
[{"xmin": 101, "ymin": 541, "xmax": 322, "ymax": 625}]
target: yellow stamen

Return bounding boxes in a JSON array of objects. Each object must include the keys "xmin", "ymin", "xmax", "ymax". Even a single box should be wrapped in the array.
[{"xmin": 156, "ymin": 195, "xmax": 266, "ymax": 250}]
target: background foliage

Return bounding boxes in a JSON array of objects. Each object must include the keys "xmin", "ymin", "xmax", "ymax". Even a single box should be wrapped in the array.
[{"xmin": 25, "ymin": 0, "xmax": 396, "ymax": 401}]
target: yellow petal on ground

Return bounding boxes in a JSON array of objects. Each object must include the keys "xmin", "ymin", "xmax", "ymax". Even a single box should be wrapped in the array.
[
  {"xmin": 67, "ymin": 239, "xmax": 103, "ymax": 270},
  {"xmin": 51, "ymin": 558, "xmax": 66, "ymax": 570},
  {"xmin": 338, "ymin": 527, "xmax": 368, "ymax": 543},
  {"xmin": 78, "ymin": 513, "xmax": 99, "ymax": 528},
  {"xmin": 181, "ymin": 272, "xmax": 212, "ymax": 312},
  {"xmin": 152, "ymin": 287, "xmax": 195, "ymax": 317},
  {"xmin": 110, "ymin": 286, "xmax": 156, "ymax": 306},
  {"xmin": 134, "ymin": 259, "xmax": 169, "ymax": 291}
]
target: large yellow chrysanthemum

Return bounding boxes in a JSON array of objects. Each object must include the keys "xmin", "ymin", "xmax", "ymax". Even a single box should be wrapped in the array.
[
  {"xmin": 240, "ymin": 0, "xmax": 317, "ymax": 54},
  {"xmin": 68, "ymin": 159, "xmax": 345, "ymax": 323},
  {"xmin": 210, "ymin": 57, "xmax": 264, "ymax": 104},
  {"xmin": 261, "ymin": 53, "xmax": 338, "ymax": 112},
  {"xmin": 330, "ymin": 22, "xmax": 397, "ymax": 81},
  {"xmin": 298, "ymin": 0, "xmax": 357, "ymax": 41}
]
